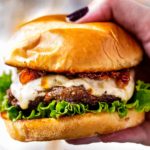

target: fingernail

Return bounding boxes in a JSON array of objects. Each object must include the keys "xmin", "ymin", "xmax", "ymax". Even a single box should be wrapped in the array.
[{"xmin": 66, "ymin": 7, "xmax": 88, "ymax": 22}]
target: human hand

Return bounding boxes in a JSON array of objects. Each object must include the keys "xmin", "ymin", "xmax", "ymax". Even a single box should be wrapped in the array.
[
  {"xmin": 66, "ymin": 0, "xmax": 150, "ymax": 57},
  {"xmin": 67, "ymin": 112, "xmax": 150, "ymax": 145},
  {"xmin": 66, "ymin": 0, "xmax": 150, "ymax": 145}
]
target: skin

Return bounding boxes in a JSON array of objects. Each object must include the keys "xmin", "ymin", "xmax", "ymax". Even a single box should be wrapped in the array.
[{"xmin": 67, "ymin": 0, "xmax": 150, "ymax": 146}]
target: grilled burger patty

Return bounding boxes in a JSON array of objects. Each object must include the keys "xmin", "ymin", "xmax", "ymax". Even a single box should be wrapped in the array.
[{"xmin": 7, "ymin": 86, "xmax": 120, "ymax": 110}]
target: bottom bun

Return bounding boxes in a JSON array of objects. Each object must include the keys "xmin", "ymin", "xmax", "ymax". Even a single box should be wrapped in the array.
[{"xmin": 1, "ymin": 110, "xmax": 144, "ymax": 142}]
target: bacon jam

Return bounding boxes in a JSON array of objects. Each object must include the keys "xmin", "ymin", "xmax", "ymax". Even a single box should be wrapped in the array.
[{"xmin": 19, "ymin": 68, "xmax": 130, "ymax": 88}]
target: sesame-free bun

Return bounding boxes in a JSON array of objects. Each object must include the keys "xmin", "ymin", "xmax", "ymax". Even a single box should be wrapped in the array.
[
  {"xmin": 1, "ymin": 110, "xmax": 144, "ymax": 142},
  {"xmin": 5, "ymin": 15, "xmax": 142, "ymax": 73}
]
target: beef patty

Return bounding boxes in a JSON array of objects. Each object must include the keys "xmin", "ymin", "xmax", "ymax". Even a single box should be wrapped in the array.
[{"xmin": 7, "ymin": 86, "xmax": 120, "ymax": 110}]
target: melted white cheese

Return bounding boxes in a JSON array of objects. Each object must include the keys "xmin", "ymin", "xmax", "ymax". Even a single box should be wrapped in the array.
[{"xmin": 11, "ymin": 72, "xmax": 135, "ymax": 109}]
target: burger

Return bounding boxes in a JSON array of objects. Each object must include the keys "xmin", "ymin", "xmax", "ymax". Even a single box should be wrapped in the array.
[{"xmin": 0, "ymin": 15, "xmax": 150, "ymax": 142}]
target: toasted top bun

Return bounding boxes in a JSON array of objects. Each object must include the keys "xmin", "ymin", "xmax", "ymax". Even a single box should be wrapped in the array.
[{"xmin": 5, "ymin": 15, "xmax": 143, "ymax": 73}]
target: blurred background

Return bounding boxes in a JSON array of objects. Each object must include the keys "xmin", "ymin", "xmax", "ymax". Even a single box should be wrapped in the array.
[
  {"xmin": 0, "ymin": 0, "xmax": 91, "ymax": 40},
  {"xmin": 0, "ymin": 0, "xmax": 150, "ymax": 150}
]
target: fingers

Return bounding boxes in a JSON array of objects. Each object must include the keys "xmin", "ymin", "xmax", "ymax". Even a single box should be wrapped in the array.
[
  {"xmin": 67, "ymin": 0, "xmax": 150, "ymax": 41},
  {"xmin": 100, "ymin": 125, "xmax": 147, "ymax": 144},
  {"xmin": 78, "ymin": 0, "xmax": 112, "ymax": 23},
  {"xmin": 67, "ymin": 117, "xmax": 150, "ymax": 146},
  {"xmin": 66, "ymin": 0, "xmax": 112, "ymax": 23},
  {"xmin": 102, "ymin": 120, "xmax": 150, "ymax": 146},
  {"xmin": 67, "ymin": 136, "xmax": 101, "ymax": 145},
  {"xmin": 66, "ymin": 7, "xmax": 89, "ymax": 22}
]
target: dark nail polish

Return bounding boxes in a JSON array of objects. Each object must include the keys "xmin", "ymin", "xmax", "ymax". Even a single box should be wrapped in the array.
[{"xmin": 67, "ymin": 7, "xmax": 88, "ymax": 22}]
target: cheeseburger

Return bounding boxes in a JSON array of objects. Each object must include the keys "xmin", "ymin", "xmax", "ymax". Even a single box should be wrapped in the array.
[{"xmin": 1, "ymin": 15, "xmax": 149, "ymax": 142}]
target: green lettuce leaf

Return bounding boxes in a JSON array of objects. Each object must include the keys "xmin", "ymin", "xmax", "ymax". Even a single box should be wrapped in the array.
[
  {"xmin": 0, "ymin": 72, "xmax": 12, "ymax": 111},
  {"xmin": 134, "ymin": 80, "xmax": 150, "ymax": 112},
  {"xmin": 3, "ymin": 98, "xmax": 136, "ymax": 121}
]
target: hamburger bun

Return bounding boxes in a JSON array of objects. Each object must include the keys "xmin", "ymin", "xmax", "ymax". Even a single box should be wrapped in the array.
[
  {"xmin": 1, "ymin": 110, "xmax": 144, "ymax": 142},
  {"xmin": 5, "ymin": 15, "xmax": 142, "ymax": 73},
  {"xmin": 3, "ymin": 15, "xmax": 144, "ymax": 142}
]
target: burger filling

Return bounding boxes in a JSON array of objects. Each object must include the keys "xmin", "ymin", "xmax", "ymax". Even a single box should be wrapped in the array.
[
  {"xmin": 9, "ymin": 69, "xmax": 134, "ymax": 109},
  {"xmin": 2, "ymin": 68, "xmax": 149, "ymax": 121}
]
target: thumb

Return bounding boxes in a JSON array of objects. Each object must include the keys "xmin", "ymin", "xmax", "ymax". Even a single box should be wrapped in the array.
[
  {"xmin": 67, "ymin": 0, "xmax": 149, "ymax": 38},
  {"xmin": 66, "ymin": 0, "xmax": 112, "ymax": 23},
  {"xmin": 76, "ymin": 0, "xmax": 112, "ymax": 23}
]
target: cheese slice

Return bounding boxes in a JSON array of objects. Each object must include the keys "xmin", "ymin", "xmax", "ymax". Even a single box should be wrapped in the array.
[{"xmin": 11, "ymin": 71, "xmax": 135, "ymax": 109}]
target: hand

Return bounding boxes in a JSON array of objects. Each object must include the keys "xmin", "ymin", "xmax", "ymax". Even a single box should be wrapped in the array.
[
  {"xmin": 67, "ymin": 112, "xmax": 150, "ymax": 145},
  {"xmin": 66, "ymin": 0, "xmax": 150, "ymax": 57},
  {"xmin": 66, "ymin": 0, "xmax": 150, "ymax": 146}
]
